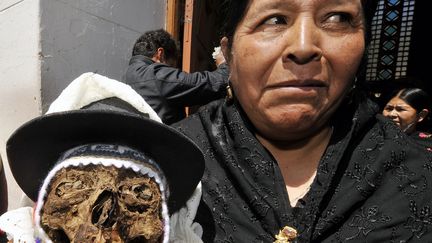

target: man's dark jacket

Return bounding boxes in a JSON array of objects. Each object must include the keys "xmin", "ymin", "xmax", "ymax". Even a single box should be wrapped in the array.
[{"xmin": 123, "ymin": 55, "xmax": 229, "ymax": 124}]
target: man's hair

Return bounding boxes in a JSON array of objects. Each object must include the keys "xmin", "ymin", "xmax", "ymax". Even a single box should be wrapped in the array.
[{"xmin": 132, "ymin": 29, "xmax": 178, "ymax": 60}]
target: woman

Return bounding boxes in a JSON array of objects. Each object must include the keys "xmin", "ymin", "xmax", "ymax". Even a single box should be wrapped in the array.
[
  {"xmin": 383, "ymin": 87, "xmax": 432, "ymax": 150},
  {"xmin": 173, "ymin": 0, "xmax": 432, "ymax": 242}
]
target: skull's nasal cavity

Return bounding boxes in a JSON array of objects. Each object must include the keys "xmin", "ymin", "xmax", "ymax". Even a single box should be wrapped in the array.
[{"xmin": 91, "ymin": 190, "xmax": 118, "ymax": 228}]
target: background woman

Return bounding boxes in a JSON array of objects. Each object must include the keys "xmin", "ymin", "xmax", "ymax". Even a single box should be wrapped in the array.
[
  {"xmin": 173, "ymin": 0, "xmax": 432, "ymax": 242},
  {"xmin": 383, "ymin": 87, "xmax": 432, "ymax": 150},
  {"xmin": 382, "ymin": 88, "xmax": 430, "ymax": 134}
]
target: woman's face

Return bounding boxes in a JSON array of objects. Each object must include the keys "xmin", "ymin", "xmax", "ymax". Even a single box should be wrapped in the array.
[
  {"xmin": 383, "ymin": 96, "xmax": 419, "ymax": 133},
  {"xmin": 226, "ymin": 0, "xmax": 366, "ymax": 141}
]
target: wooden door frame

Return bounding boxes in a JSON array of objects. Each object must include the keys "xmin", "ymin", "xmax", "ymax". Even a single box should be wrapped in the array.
[
  {"xmin": 166, "ymin": 0, "xmax": 194, "ymax": 115},
  {"xmin": 166, "ymin": 0, "xmax": 193, "ymax": 73},
  {"xmin": 166, "ymin": 0, "xmax": 181, "ymax": 41}
]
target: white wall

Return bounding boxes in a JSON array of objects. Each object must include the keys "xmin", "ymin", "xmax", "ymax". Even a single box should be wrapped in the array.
[
  {"xmin": 0, "ymin": 0, "xmax": 166, "ymax": 209},
  {"xmin": 0, "ymin": 0, "xmax": 42, "ymax": 209},
  {"xmin": 40, "ymin": 0, "xmax": 167, "ymax": 110}
]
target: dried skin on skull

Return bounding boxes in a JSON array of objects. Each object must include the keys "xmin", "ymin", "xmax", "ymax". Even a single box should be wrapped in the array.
[{"xmin": 41, "ymin": 165, "xmax": 163, "ymax": 242}]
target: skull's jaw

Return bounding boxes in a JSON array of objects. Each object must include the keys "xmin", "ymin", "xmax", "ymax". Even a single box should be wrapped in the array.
[
  {"xmin": 35, "ymin": 156, "xmax": 170, "ymax": 243},
  {"xmin": 45, "ymin": 224, "xmax": 162, "ymax": 243}
]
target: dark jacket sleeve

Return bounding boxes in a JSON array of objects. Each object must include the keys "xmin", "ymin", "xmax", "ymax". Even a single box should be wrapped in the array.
[{"xmin": 152, "ymin": 63, "xmax": 229, "ymax": 106}]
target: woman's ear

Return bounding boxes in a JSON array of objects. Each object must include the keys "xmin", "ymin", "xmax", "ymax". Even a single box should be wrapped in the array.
[
  {"xmin": 220, "ymin": 36, "xmax": 234, "ymax": 83},
  {"xmin": 418, "ymin": 109, "xmax": 429, "ymax": 122},
  {"xmin": 220, "ymin": 37, "xmax": 230, "ymax": 63}
]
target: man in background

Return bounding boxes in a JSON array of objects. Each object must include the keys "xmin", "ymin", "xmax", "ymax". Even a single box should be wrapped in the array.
[{"xmin": 123, "ymin": 29, "xmax": 229, "ymax": 124}]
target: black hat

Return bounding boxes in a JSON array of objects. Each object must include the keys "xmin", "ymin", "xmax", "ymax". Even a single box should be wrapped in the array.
[{"xmin": 6, "ymin": 96, "xmax": 204, "ymax": 214}]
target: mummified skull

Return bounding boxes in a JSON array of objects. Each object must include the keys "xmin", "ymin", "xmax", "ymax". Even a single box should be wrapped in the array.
[{"xmin": 40, "ymin": 164, "xmax": 164, "ymax": 242}]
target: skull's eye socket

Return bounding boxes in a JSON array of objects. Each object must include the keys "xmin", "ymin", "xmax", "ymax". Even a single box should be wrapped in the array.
[
  {"xmin": 91, "ymin": 190, "xmax": 117, "ymax": 228},
  {"xmin": 118, "ymin": 184, "xmax": 154, "ymax": 213},
  {"xmin": 132, "ymin": 184, "xmax": 153, "ymax": 200}
]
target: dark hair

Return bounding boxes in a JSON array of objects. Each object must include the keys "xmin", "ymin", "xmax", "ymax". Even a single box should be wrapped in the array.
[
  {"xmin": 132, "ymin": 29, "xmax": 178, "ymax": 60},
  {"xmin": 220, "ymin": 0, "xmax": 248, "ymax": 49},
  {"xmin": 397, "ymin": 88, "xmax": 431, "ymax": 113},
  {"xmin": 221, "ymin": 0, "xmax": 379, "ymax": 49}
]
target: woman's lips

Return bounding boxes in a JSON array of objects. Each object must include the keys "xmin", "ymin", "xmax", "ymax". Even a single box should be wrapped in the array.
[{"xmin": 267, "ymin": 79, "xmax": 328, "ymax": 88}]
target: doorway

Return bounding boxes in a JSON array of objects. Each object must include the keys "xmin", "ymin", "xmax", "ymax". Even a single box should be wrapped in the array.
[{"xmin": 166, "ymin": 0, "xmax": 225, "ymax": 73}]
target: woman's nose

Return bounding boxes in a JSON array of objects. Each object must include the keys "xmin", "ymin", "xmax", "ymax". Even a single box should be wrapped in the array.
[
  {"xmin": 389, "ymin": 109, "xmax": 398, "ymax": 118},
  {"xmin": 282, "ymin": 17, "xmax": 322, "ymax": 65}
]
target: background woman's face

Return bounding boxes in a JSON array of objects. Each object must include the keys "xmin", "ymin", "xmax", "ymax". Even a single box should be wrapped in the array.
[
  {"xmin": 227, "ymin": 0, "xmax": 366, "ymax": 141},
  {"xmin": 383, "ymin": 96, "xmax": 419, "ymax": 133}
]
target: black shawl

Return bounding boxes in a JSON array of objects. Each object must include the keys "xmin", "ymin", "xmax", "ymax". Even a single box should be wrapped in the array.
[{"xmin": 173, "ymin": 98, "xmax": 432, "ymax": 242}]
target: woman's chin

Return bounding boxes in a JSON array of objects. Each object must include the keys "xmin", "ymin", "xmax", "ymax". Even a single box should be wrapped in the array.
[
  {"xmin": 265, "ymin": 107, "xmax": 321, "ymax": 126},
  {"xmin": 256, "ymin": 115, "xmax": 323, "ymax": 140}
]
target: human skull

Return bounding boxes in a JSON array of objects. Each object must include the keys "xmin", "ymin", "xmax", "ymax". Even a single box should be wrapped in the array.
[{"xmin": 40, "ymin": 164, "xmax": 164, "ymax": 242}]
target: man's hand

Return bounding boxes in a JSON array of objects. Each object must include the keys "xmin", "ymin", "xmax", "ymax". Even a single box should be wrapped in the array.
[{"xmin": 212, "ymin": 47, "xmax": 226, "ymax": 66}]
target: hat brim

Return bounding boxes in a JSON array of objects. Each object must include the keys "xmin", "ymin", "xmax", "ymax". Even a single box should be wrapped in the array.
[{"xmin": 6, "ymin": 110, "xmax": 204, "ymax": 213}]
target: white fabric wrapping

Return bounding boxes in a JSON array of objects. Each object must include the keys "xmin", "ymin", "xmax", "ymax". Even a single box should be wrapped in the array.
[
  {"xmin": 47, "ymin": 72, "xmax": 162, "ymax": 123},
  {"xmin": 169, "ymin": 182, "xmax": 203, "ymax": 243},
  {"xmin": 0, "ymin": 207, "xmax": 34, "ymax": 242}
]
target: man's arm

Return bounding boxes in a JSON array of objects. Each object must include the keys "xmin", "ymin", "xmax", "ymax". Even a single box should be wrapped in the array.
[{"xmin": 152, "ymin": 63, "xmax": 229, "ymax": 106}]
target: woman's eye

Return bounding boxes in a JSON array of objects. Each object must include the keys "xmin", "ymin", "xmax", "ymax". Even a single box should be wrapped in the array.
[
  {"xmin": 321, "ymin": 11, "xmax": 360, "ymax": 31},
  {"xmin": 263, "ymin": 16, "xmax": 287, "ymax": 25},
  {"xmin": 326, "ymin": 13, "xmax": 352, "ymax": 23}
]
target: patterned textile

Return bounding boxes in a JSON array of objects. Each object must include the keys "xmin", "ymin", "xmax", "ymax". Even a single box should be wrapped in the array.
[{"xmin": 173, "ymin": 97, "xmax": 432, "ymax": 242}]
